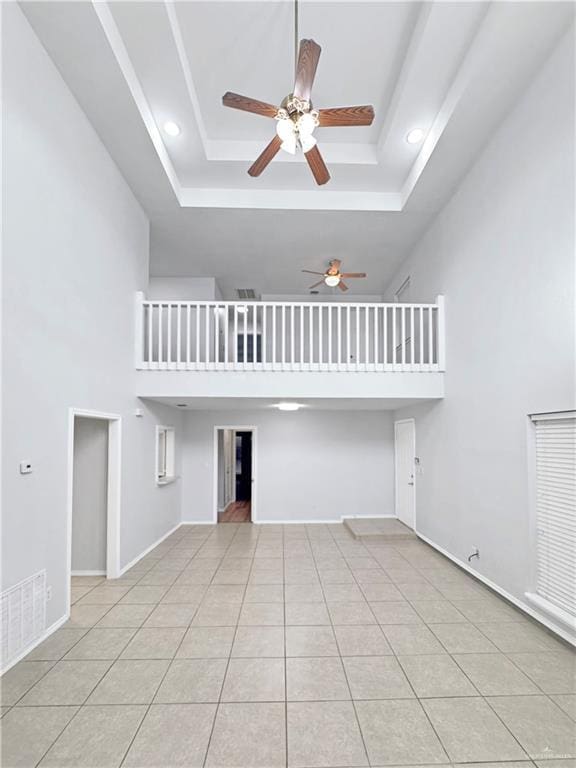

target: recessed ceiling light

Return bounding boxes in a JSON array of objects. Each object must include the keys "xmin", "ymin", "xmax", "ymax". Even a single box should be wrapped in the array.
[
  {"xmin": 163, "ymin": 121, "xmax": 181, "ymax": 137},
  {"xmin": 406, "ymin": 128, "xmax": 425, "ymax": 144},
  {"xmin": 275, "ymin": 402, "xmax": 302, "ymax": 412}
]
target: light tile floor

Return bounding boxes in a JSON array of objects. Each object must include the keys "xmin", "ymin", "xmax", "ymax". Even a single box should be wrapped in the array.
[{"xmin": 1, "ymin": 523, "xmax": 575, "ymax": 768}]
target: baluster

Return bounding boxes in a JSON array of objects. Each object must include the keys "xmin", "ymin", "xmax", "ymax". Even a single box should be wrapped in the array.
[
  {"xmin": 158, "ymin": 303, "xmax": 164, "ymax": 367},
  {"xmin": 262, "ymin": 305, "xmax": 267, "ymax": 367},
  {"xmin": 428, "ymin": 306, "xmax": 433, "ymax": 367},
  {"xmin": 223, "ymin": 305, "xmax": 229, "ymax": 366},
  {"xmin": 243, "ymin": 307, "xmax": 247, "ymax": 367},
  {"xmin": 374, "ymin": 307, "xmax": 379, "ymax": 368},
  {"xmin": 299, "ymin": 305, "xmax": 304, "ymax": 370},
  {"xmin": 147, "ymin": 304, "xmax": 153, "ymax": 367},
  {"xmin": 290, "ymin": 305, "xmax": 295, "ymax": 367},
  {"xmin": 205, "ymin": 305, "xmax": 210, "ymax": 369},
  {"xmin": 410, "ymin": 306, "xmax": 414, "ymax": 369},
  {"xmin": 383, "ymin": 305, "xmax": 388, "ymax": 368},
  {"xmin": 401, "ymin": 305, "xmax": 406, "ymax": 369},
  {"xmin": 233, "ymin": 305, "xmax": 238, "ymax": 366},
  {"xmin": 355, "ymin": 306, "xmax": 360, "ymax": 371},
  {"xmin": 176, "ymin": 304, "xmax": 181, "ymax": 368},
  {"xmin": 167, "ymin": 303, "xmax": 172, "ymax": 367},
  {"xmin": 346, "ymin": 305, "xmax": 351, "ymax": 370},
  {"xmin": 272, "ymin": 305, "xmax": 277, "ymax": 368},
  {"xmin": 319, "ymin": 305, "xmax": 323, "ymax": 367},
  {"xmin": 337, "ymin": 305, "xmax": 342, "ymax": 368},
  {"xmin": 419, "ymin": 306, "xmax": 424, "ymax": 369},
  {"xmin": 364, "ymin": 306, "xmax": 369, "ymax": 368},
  {"xmin": 328, "ymin": 305, "xmax": 333, "ymax": 368},
  {"xmin": 309, "ymin": 305, "xmax": 314, "ymax": 367}
]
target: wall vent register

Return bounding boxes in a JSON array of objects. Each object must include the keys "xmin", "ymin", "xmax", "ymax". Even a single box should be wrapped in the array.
[
  {"xmin": 1, "ymin": 570, "xmax": 46, "ymax": 671},
  {"xmin": 529, "ymin": 411, "xmax": 575, "ymax": 621}
]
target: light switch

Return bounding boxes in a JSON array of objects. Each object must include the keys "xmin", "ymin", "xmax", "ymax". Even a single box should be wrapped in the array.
[{"xmin": 19, "ymin": 461, "xmax": 32, "ymax": 474}]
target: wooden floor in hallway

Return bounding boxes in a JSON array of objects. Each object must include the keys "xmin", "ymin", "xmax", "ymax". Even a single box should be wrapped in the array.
[{"xmin": 218, "ymin": 500, "xmax": 251, "ymax": 523}]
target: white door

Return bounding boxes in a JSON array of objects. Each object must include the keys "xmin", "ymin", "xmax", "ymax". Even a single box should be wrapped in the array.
[{"xmin": 395, "ymin": 419, "xmax": 416, "ymax": 529}]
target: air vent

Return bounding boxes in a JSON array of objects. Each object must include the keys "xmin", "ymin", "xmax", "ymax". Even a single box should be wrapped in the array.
[
  {"xmin": 1, "ymin": 570, "xmax": 46, "ymax": 670},
  {"xmin": 236, "ymin": 289, "xmax": 256, "ymax": 300}
]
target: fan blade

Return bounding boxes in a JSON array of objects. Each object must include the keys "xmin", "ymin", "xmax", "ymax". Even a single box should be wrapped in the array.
[
  {"xmin": 248, "ymin": 135, "xmax": 282, "ymax": 177},
  {"xmin": 338, "ymin": 281, "xmax": 349, "ymax": 292},
  {"xmin": 301, "ymin": 270, "xmax": 325, "ymax": 275},
  {"xmin": 293, "ymin": 39, "xmax": 321, "ymax": 102},
  {"xmin": 309, "ymin": 280, "xmax": 325, "ymax": 289},
  {"xmin": 222, "ymin": 92, "xmax": 278, "ymax": 118},
  {"xmin": 318, "ymin": 105, "xmax": 374, "ymax": 127},
  {"xmin": 341, "ymin": 272, "xmax": 367, "ymax": 278},
  {"xmin": 305, "ymin": 145, "xmax": 330, "ymax": 186}
]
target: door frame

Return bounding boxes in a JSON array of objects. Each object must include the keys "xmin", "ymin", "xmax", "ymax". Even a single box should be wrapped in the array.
[
  {"xmin": 394, "ymin": 418, "xmax": 416, "ymax": 529},
  {"xmin": 213, "ymin": 425, "xmax": 257, "ymax": 523},
  {"xmin": 66, "ymin": 408, "xmax": 122, "ymax": 612}
]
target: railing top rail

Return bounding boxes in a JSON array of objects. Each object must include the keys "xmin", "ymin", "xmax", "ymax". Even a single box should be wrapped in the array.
[{"xmin": 141, "ymin": 298, "xmax": 440, "ymax": 309}]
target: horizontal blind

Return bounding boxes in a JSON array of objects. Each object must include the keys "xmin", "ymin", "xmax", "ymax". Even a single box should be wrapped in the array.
[{"xmin": 532, "ymin": 412, "xmax": 576, "ymax": 617}]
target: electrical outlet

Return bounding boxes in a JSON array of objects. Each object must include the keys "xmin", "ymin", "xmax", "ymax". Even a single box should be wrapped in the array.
[{"xmin": 46, "ymin": 586, "xmax": 52, "ymax": 601}]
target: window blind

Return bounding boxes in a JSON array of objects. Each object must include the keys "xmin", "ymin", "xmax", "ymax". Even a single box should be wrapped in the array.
[{"xmin": 531, "ymin": 412, "xmax": 576, "ymax": 618}]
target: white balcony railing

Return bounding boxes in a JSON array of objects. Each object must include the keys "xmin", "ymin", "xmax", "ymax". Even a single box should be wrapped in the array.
[{"xmin": 135, "ymin": 294, "xmax": 445, "ymax": 373}]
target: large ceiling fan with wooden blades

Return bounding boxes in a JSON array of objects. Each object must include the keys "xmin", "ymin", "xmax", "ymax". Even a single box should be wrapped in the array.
[
  {"xmin": 302, "ymin": 259, "xmax": 367, "ymax": 292},
  {"xmin": 222, "ymin": 2, "xmax": 374, "ymax": 186}
]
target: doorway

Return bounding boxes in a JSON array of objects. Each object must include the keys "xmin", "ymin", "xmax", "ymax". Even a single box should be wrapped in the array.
[
  {"xmin": 394, "ymin": 418, "xmax": 416, "ymax": 529},
  {"xmin": 67, "ymin": 409, "xmax": 121, "ymax": 610},
  {"xmin": 215, "ymin": 427, "xmax": 256, "ymax": 523}
]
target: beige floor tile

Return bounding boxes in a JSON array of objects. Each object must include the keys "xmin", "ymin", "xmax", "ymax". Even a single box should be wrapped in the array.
[
  {"xmin": 344, "ymin": 656, "xmax": 414, "ymax": 699},
  {"xmin": 322, "ymin": 583, "xmax": 366, "ymax": 602},
  {"xmin": 244, "ymin": 584, "xmax": 284, "ymax": 603},
  {"xmin": 370, "ymin": 601, "xmax": 423, "ymax": 624},
  {"xmin": 328, "ymin": 601, "xmax": 376, "ymax": 625},
  {"xmin": 382, "ymin": 624, "xmax": 447, "ymax": 654},
  {"xmin": 143, "ymin": 603, "xmax": 198, "ymax": 627},
  {"xmin": 177, "ymin": 626, "xmax": 235, "ymax": 658},
  {"xmin": 206, "ymin": 702, "xmax": 286, "ymax": 767},
  {"xmin": 0, "ymin": 661, "xmax": 54, "ymax": 705},
  {"xmin": 1, "ymin": 705, "xmax": 78, "ymax": 768},
  {"xmin": 478, "ymin": 622, "xmax": 568, "ymax": 653},
  {"xmin": 285, "ymin": 602, "xmax": 330, "ymax": 625},
  {"xmin": 86, "ymin": 659, "xmax": 168, "ymax": 704},
  {"xmin": 27, "ymin": 629, "xmax": 88, "ymax": 661},
  {"xmin": 161, "ymin": 584, "xmax": 208, "ymax": 604},
  {"xmin": 430, "ymin": 622, "xmax": 499, "ymax": 653},
  {"xmin": 507, "ymin": 651, "xmax": 576, "ymax": 694},
  {"xmin": 453, "ymin": 652, "xmax": 540, "ymax": 695},
  {"xmin": 410, "ymin": 600, "xmax": 468, "ymax": 623},
  {"xmin": 422, "ymin": 697, "xmax": 528, "ymax": 762},
  {"xmin": 356, "ymin": 699, "xmax": 447, "ymax": 765},
  {"xmin": 284, "ymin": 583, "xmax": 325, "ymax": 602},
  {"xmin": 231, "ymin": 626, "xmax": 285, "ymax": 657},
  {"xmin": 66, "ymin": 604, "xmax": 111, "ymax": 628},
  {"xmin": 396, "ymin": 582, "xmax": 444, "ymax": 601},
  {"xmin": 120, "ymin": 627, "xmax": 185, "ymax": 659},
  {"xmin": 399, "ymin": 654, "xmax": 478, "ymax": 698},
  {"xmin": 238, "ymin": 602, "xmax": 284, "ymax": 626},
  {"xmin": 287, "ymin": 656, "xmax": 349, "ymax": 701},
  {"xmin": 64, "ymin": 628, "xmax": 135, "ymax": 660},
  {"xmin": 123, "ymin": 703, "xmax": 216, "ymax": 767},
  {"xmin": 155, "ymin": 658, "xmax": 227, "ymax": 702},
  {"xmin": 488, "ymin": 695, "xmax": 576, "ymax": 759},
  {"xmin": 75, "ymin": 586, "xmax": 131, "ymax": 605},
  {"xmin": 222, "ymin": 658, "xmax": 285, "ymax": 702},
  {"xmin": 96, "ymin": 604, "xmax": 154, "ymax": 628},
  {"xmin": 19, "ymin": 660, "xmax": 111, "ymax": 705},
  {"xmin": 287, "ymin": 700, "xmax": 368, "ymax": 767},
  {"xmin": 360, "ymin": 583, "xmax": 404, "ymax": 601},
  {"xmin": 120, "ymin": 586, "xmax": 169, "ymax": 604},
  {"xmin": 551, "ymin": 694, "xmax": 576, "ymax": 720},
  {"xmin": 286, "ymin": 626, "xmax": 339, "ymax": 657},
  {"xmin": 39, "ymin": 705, "xmax": 146, "ymax": 767},
  {"xmin": 192, "ymin": 602, "xmax": 241, "ymax": 626},
  {"xmin": 334, "ymin": 625, "xmax": 393, "ymax": 656},
  {"xmin": 452, "ymin": 599, "xmax": 526, "ymax": 623}
]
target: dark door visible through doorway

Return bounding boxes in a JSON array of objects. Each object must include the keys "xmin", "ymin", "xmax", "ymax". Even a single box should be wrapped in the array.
[{"xmin": 235, "ymin": 431, "xmax": 252, "ymax": 502}]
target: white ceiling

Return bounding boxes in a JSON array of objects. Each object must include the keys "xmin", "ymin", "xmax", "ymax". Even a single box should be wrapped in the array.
[
  {"xmin": 21, "ymin": 1, "xmax": 573, "ymax": 297},
  {"xmin": 146, "ymin": 396, "xmax": 430, "ymax": 411}
]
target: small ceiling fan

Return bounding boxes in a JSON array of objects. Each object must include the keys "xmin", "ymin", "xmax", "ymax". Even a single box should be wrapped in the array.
[
  {"xmin": 303, "ymin": 260, "xmax": 367, "ymax": 292},
  {"xmin": 222, "ymin": 1, "xmax": 374, "ymax": 185}
]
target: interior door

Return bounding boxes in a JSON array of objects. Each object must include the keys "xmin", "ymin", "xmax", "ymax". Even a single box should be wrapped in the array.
[{"xmin": 395, "ymin": 419, "xmax": 416, "ymax": 529}]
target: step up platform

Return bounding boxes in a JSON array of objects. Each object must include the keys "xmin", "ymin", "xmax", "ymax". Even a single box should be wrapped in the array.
[{"xmin": 343, "ymin": 517, "xmax": 417, "ymax": 541}]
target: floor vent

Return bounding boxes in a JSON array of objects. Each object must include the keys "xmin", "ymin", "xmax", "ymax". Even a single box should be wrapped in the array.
[{"xmin": 1, "ymin": 570, "xmax": 46, "ymax": 669}]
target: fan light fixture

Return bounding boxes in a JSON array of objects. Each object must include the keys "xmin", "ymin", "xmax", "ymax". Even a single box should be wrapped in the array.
[
  {"xmin": 406, "ymin": 128, "xmax": 424, "ymax": 144},
  {"xmin": 236, "ymin": 305, "xmax": 248, "ymax": 314},
  {"xmin": 324, "ymin": 274, "xmax": 340, "ymax": 287},
  {"xmin": 276, "ymin": 402, "xmax": 302, "ymax": 411},
  {"xmin": 163, "ymin": 121, "xmax": 181, "ymax": 137},
  {"xmin": 275, "ymin": 106, "xmax": 319, "ymax": 155}
]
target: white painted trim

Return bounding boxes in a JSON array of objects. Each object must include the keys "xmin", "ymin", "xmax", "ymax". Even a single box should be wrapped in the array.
[
  {"xmin": 71, "ymin": 571, "xmax": 106, "ymax": 577},
  {"xmin": 66, "ymin": 409, "xmax": 122, "ymax": 619},
  {"xmin": 178, "ymin": 188, "xmax": 402, "ymax": 212},
  {"xmin": 213, "ymin": 426, "xmax": 257, "ymax": 524},
  {"xmin": 525, "ymin": 592, "xmax": 576, "ymax": 633},
  {"xmin": 119, "ymin": 522, "xmax": 182, "ymax": 576},
  {"xmin": 394, "ymin": 418, "xmax": 416, "ymax": 529},
  {"xmin": 1, "ymin": 613, "xmax": 69, "ymax": 676},
  {"xmin": 417, "ymin": 532, "xmax": 576, "ymax": 647},
  {"xmin": 341, "ymin": 514, "xmax": 397, "ymax": 520},
  {"xmin": 255, "ymin": 519, "xmax": 341, "ymax": 525}
]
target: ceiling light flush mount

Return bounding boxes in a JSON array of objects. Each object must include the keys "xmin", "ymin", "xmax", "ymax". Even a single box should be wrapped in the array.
[
  {"xmin": 406, "ymin": 128, "xmax": 425, "ymax": 144},
  {"xmin": 276, "ymin": 402, "xmax": 302, "ymax": 411},
  {"xmin": 163, "ymin": 121, "xmax": 181, "ymax": 137}
]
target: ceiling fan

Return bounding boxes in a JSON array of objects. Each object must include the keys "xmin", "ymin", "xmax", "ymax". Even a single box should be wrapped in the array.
[
  {"xmin": 303, "ymin": 260, "xmax": 367, "ymax": 292},
  {"xmin": 222, "ymin": 2, "xmax": 374, "ymax": 185}
]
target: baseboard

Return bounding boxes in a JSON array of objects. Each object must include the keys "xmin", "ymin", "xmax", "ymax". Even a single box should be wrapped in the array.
[
  {"xmin": 417, "ymin": 531, "xmax": 576, "ymax": 648},
  {"xmin": 119, "ymin": 522, "xmax": 182, "ymax": 575},
  {"xmin": 1, "ymin": 613, "xmax": 69, "ymax": 676},
  {"xmin": 181, "ymin": 521, "xmax": 216, "ymax": 526},
  {"xmin": 71, "ymin": 570, "xmax": 106, "ymax": 576},
  {"xmin": 255, "ymin": 519, "xmax": 342, "ymax": 525},
  {"xmin": 341, "ymin": 515, "xmax": 397, "ymax": 520}
]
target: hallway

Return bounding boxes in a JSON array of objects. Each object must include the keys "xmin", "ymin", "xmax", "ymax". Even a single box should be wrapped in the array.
[
  {"xmin": 1, "ymin": 522, "xmax": 574, "ymax": 767},
  {"xmin": 218, "ymin": 501, "xmax": 251, "ymax": 524}
]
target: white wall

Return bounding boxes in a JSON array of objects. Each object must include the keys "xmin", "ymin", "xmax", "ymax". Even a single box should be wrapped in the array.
[
  {"xmin": 148, "ymin": 277, "xmax": 222, "ymax": 301},
  {"xmin": 181, "ymin": 410, "xmax": 395, "ymax": 523},
  {"xmin": 387, "ymin": 32, "xmax": 575, "ymax": 635},
  {"xmin": 72, "ymin": 418, "xmax": 108, "ymax": 573},
  {"xmin": 1, "ymin": 5, "xmax": 183, "ymax": 630}
]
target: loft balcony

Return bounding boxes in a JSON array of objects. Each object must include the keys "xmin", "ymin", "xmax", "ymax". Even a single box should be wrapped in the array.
[{"xmin": 134, "ymin": 293, "xmax": 445, "ymax": 403}]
